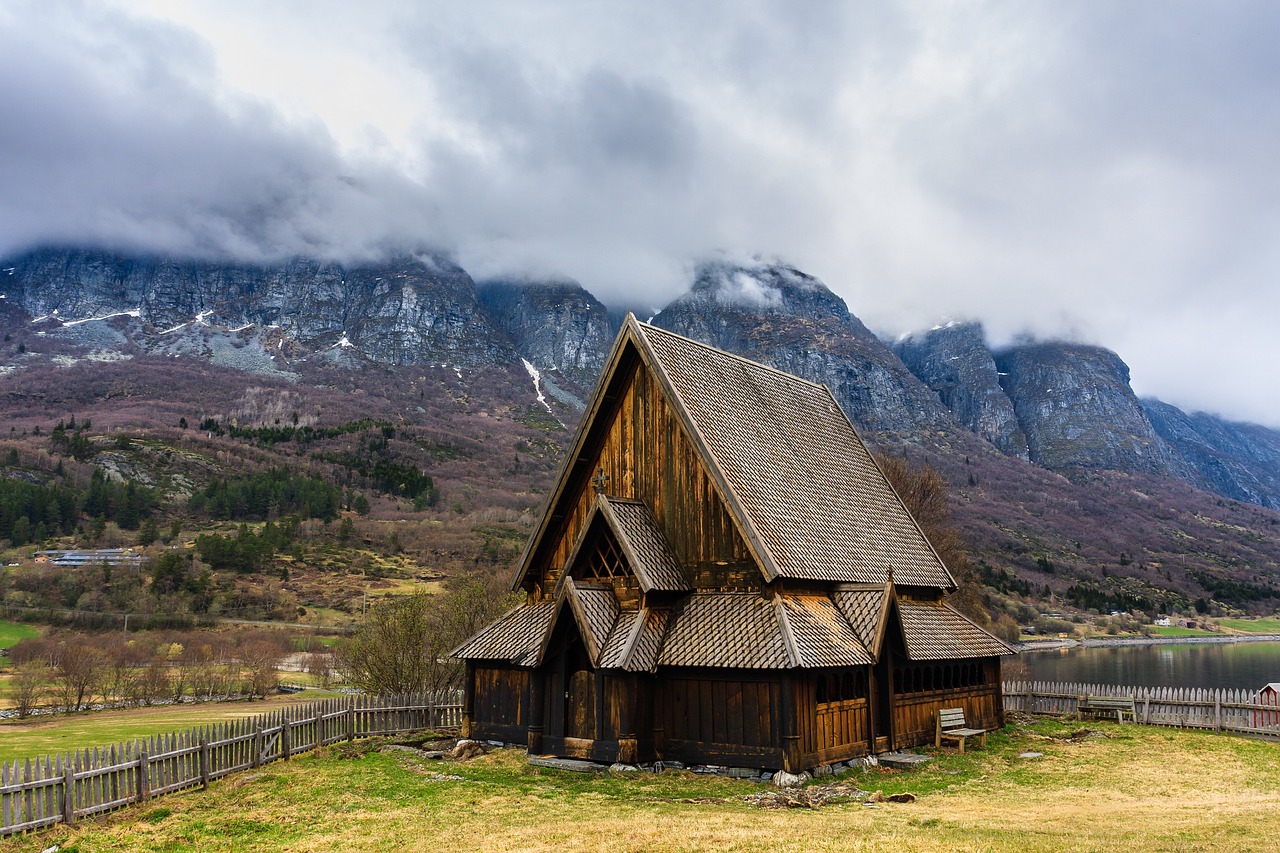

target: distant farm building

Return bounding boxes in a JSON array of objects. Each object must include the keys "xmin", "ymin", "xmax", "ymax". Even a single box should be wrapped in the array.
[
  {"xmin": 34, "ymin": 548, "xmax": 145, "ymax": 568},
  {"xmin": 455, "ymin": 317, "xmax": 1013, "ymax": 772}
]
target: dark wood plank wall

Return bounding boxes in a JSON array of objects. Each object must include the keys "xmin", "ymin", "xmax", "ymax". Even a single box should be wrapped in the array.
[
  {"xmin": 890, "ymin": 658, "xmax": 1003, "ymax": 749},
  {"xmin": 470, "ymin": 666, "xmax": 530, "ymax": 744},
  {"xmin": 539, "ymin": 361, "xmax": 755, "ymax": 594},
  {"xmin": 658, "ymin": 671, "xmax": 784, "ymax": 768}
]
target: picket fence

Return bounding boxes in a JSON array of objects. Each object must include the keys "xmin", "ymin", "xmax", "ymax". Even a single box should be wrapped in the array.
[
  {"xmin": 1, "ymin": 693, "xmax": 463, "ymax": 837},
  {"xmin": 1003, "ymin": 679, "xmax": 1280, "ymax": 735}
]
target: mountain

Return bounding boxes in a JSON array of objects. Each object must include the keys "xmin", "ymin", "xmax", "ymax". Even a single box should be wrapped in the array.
[
  {"xmin": 477, "ymin": 278, "xmax": 615, "ymax": 406},
  {"xmin": 991, "ymin": 342, "xmax": 1181, "ymax": 476},
  {"xmin": 1, "ymin": 247, "xmax": 517, "ymax": 369},
  {"xmin": 1143, "ymin": 400, "xmax": 1280, "ymax": 511},
  {"xmin": 894, "ymin": 321, "xmax": 1029, "ymax": 459},
  {"xmin": 4, "ymin": 245, "xmax": 1280, "ymax": 622},
  {"xmin": 651, "ymin": 261, "xmax": 955, "ymax": 436}
]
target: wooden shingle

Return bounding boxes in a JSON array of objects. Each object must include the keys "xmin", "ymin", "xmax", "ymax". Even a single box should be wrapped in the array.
[
  {"xmin": 638, "ymin": 322, "xmax": 956, "ymax": 588},
  {"xmin": 452, "ymin": 599, "xmax": 557, "ymax": 666},
  {"xmin": 777, "ymin": 595, "xmax": 876, "ymax": 668},
  {"xmin": 896, "ymin": 599, "xmax": 1015, "ymax": 661},
  {"xmin": 659, "ymin": 593, "xmax": 792, "ymax": 669},
  {"xmin": 599, "ymin": 496, "xmax": 690, "ymax": 591}
]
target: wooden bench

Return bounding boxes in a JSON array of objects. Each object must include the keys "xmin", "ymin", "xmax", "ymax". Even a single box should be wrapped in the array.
[
  {"xmin": 935, "ymin": 708, "xmax": 988, "ymax": 753},
  {"xmin": 1078, "ymin": 695, "xmax": 1136, "ymax": 723}
]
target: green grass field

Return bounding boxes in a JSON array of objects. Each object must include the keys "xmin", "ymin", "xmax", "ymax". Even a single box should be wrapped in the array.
[
  {"xmin": 0, "ymin": 619, "xmax": 39, "ymax": 650},
  {"xmin": 1148, "ymin": 625, "xmax": 1216, "ymax": 637},
  {"xmin": 1217, "ymin": 616, "xmax": 1280, "ymax": 634},
  {"xmin": 0, "ymin": 693, "xmax": 342, "ymax": 764},
  {"xmin": 3, "ymin": 718, "xmax": 1278, "ymax": 852}
]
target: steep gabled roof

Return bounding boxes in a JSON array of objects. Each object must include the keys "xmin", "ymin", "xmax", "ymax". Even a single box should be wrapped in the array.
[
  {"xmin": 598, "ymin": 497, "xmax": 690, "ymax": 591},
  {"xmin": 832, "ymin": 586, "xmax": 891, "ymax": 656},
  {"xmin": 639, "ymin": 322, "xmax": 954, "ymax": 587},
  {"xmin": 597, "ymin": 607, "xmax": 671, "ymax": 672},
  {"xmin": 778, "ymin": 595, "xmax": 876, "ymax": 667},
  {"xmin": 511, "ymin": 316, "xmax": 955, "ymax": 592},
  {"xmin": 538, "ymin": 578, "xmax": 619, "ymax": 667}
]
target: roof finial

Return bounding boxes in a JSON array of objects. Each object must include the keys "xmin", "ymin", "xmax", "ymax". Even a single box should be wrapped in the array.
[
  {"xmin": 591, "ymin": 466, "xmax": 611, "ymax": 495},
  {"xmin": 887, "ymin": 565, "xmax": 894, "ymax": 586}
]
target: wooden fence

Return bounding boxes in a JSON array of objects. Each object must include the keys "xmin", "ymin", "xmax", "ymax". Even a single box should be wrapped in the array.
[
  {"xmin": 1003, "ymin": 680, "xmax": 1280, "ymax": 735},
  {"xmin": 1, "ymin": 693, "xmax": 462, "ymax": 837}
]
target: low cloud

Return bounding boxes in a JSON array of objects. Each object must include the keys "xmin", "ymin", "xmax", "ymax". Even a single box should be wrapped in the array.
[{"xmin": 1, "ymin": 1, "xmax": 1277, "ymax": 425}]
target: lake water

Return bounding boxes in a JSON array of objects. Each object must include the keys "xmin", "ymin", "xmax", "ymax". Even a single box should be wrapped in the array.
[{"xmin": 1017, "ymin": 640, "xmax": 1280, "ymax": 692}]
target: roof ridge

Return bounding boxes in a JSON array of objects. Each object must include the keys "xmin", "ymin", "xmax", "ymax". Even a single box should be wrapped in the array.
[
  {"xmin": 773, "ymin": 597, "xmax": 802, "ymax": 668},
  {"xmin": 617, "ymin": 607, "xmax": 650, "ymax": 671},
  {"xmin": 637, "ymin": 320, "xmax": 835, "ymax": 394}
]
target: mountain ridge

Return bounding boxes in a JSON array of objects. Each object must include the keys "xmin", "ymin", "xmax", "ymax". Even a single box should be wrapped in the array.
[{"xmin": 3, "ymin": 245, "xmax": 1280, "ymax": 620}]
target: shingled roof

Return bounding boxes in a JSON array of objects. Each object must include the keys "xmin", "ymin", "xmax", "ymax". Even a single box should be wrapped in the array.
[
  {"xmin": 511, "ymin": 316, "xmax": 955, "ymax": 592},
  {"xmin": 452, "ymin": 599, "xmax": 556, "ymax": 666},
  {"xmin": 457, "ymin": 587, "xmax": 1010, "ymax": 669},
  {"xmin": 896, "ymin": 599, "xmax": 1015, "ymax": 660},
  {"xmin": 638, "ymin": 322, "xmax": 954, "ymax": 587}
]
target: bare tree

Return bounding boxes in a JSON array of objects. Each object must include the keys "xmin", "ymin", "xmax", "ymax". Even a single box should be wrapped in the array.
[
  {"xmin": 9, "ymin": 661, "xmax": 52, "ymax": 718},
  {"xmin": 237, "ymin": 635, "xmax": 288, "ymax": 698},
  {"xmin": 303, "ymin": 651, "xmax": 336, "ymax": 688},
  {"xmin": 53, "ymin": 637, "xmax": 109, "ymax": 711},
  {"xmin": 337, "ymin": 575, "xmax": 517, "ymax": 696},
  {"xmin": 877, "ymin": 453, "xmax": 992, "ymax": 626}
]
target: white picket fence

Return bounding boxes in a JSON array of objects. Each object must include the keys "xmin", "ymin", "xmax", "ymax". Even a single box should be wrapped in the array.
[
  {"xmin": 1, "ymin": 693, "xmax": 462, "ymax": 837},
  {"xmin": 1003, "ymin": 679, "xmax": 1280, "ymax": 734}
]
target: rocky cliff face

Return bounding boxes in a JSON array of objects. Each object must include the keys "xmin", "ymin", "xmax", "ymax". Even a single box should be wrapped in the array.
[
  {"xmin": 7, "ymin": 245, "xmax": 1280, "ymax": 513},
  {"xmin": 993, "ymin": 342, "xmax": 1179, "ymax": 475},
  {"xmin": 894, "ymin": 322, "xmax": 1029, "ymax": 459},
  {"xmin": 1, "ymin": 248, "xmax": 516, "ymax": 368},
  {"xmin": 651, "ymin": 261, "xmax": 954, "ymax": 436},
  {"xmin": 1143, "ymin": 400, "xmax": 1280, "ymax": 509},
  {"xmin": 477, "ymin": 279, "xmax": 615, "ymax": 397}
]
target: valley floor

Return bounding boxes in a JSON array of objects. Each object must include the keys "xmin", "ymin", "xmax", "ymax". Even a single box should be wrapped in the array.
[{"xmin": 5, "ymin": 717, "xmax": 1278, "ymax": 852}]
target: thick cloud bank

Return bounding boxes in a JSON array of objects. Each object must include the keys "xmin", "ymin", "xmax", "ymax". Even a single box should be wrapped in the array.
[{"xmin": 2, "ymin": 1, "xmax": 1278, "ymax": 426}]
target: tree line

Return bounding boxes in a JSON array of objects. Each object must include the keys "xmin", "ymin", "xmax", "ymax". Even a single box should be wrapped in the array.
[{"xmin": 5, "ymin": 627, "xmax": 296, "ymax": 718}]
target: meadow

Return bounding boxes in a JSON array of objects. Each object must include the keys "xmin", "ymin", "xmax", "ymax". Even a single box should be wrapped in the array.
[{"xmin": 3, "ymin": 716, "xmax": 1278, "ymax": 852}]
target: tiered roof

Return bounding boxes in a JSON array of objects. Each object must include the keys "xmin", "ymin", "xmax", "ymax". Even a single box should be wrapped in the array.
[{"xmin": 458, "ymin": 317, "xmax": 1013, "ymax": 670}]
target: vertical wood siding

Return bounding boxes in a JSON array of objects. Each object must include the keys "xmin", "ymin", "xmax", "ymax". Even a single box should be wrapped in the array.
[
  {"xmin": 471, "ymin": 666, "xmax": 530, "ymax": 743},
  {"xmin": 658, "ymin": 671, "xmax": 783, "ymax": 766},
  {"xmin": 890, "ymin": 659, "xmax": 1003, "ymax": 749},
  {"xmin": 539, "ymin": 361, "xmax": 754, "ymax": 593}
]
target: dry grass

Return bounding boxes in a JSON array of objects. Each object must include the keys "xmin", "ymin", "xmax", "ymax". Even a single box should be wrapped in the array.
[{"xmin": 4, "ymin": 720, "xmax": 1279, "ymax": 852}]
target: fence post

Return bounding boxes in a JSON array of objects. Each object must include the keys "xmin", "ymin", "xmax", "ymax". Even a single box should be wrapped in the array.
[
  {"xmin": 347, "ymin": 697, "xmax": 356, "ymax": 742},
  {"xmin": 199, "ymin": 736, "xmax": 210, "ymax": 790},
  {"xmin": 1214, "ymin": 696, "xmax": 1222, "ymax": 733},
  {"xmin": 252, "ymin": 723, "xmax": 263, "ymax": 769},
  {"xmin": 62, "ymin": 764, "xmax": 76, "ymax": 827},
  {"xmin": 137, "ymin": 745, "xmax": 150, "ymax": 803},
  {"xmin": 282, "ymin": 717, "xmax": 291, "ymax": 761}
]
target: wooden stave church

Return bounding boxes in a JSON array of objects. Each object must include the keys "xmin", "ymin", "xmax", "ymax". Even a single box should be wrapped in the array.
[{"xmin": 454, "ymin": 316, "xmax": 1014, "ymax": 772}]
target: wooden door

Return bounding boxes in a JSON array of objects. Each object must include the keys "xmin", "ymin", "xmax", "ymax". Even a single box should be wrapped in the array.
[{"xmin": 567, "ymin": 669, "xmax": 597, "ymax": 740}]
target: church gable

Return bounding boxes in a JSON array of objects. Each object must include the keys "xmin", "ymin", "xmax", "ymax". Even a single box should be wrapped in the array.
[{"xmin": 516, "ymin": 332, "xmax": 759, "ymax": 598}]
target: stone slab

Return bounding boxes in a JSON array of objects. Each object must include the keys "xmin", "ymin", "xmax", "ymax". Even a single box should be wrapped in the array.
[
  {"xmin": 527, "ymin": 756, "xmax": 606, "ymax": 773},
  {"xmin": 876, "ymin": 752, "xmax": 933, "ymax": 770}
]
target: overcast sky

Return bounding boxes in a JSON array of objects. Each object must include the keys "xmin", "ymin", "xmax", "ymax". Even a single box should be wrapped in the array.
[{"xmin": 3, "ymin": 1, "xmax": 1279, "ymax": 426}]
